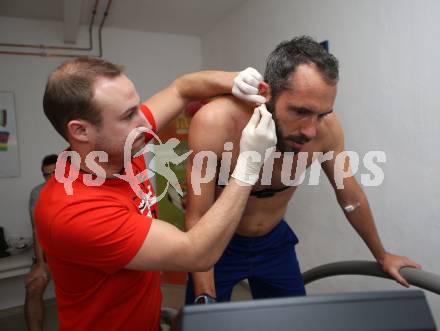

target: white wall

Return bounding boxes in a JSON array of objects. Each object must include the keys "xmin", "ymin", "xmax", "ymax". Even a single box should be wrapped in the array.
[
  {"xmin": 202, "ymin": 0, "xmax": 440, "ymax": 322},
  {"xmin": 0, "ymin": 16, "xmax": 202, "ymax": 237},
  {"xmin": 0, "ymin": 16, "xmax": 201, "ymax": 308}
]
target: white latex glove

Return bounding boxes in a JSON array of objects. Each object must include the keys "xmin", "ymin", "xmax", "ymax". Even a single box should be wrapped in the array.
[
  {"xmin": 232, "ymin": 67, "xmax": 266, "ymax": 104},
  {"xmin": 231, "ymin": 104, "xmax": 277, "ymax": 185}
]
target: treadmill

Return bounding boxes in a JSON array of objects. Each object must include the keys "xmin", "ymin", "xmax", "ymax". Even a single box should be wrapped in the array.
[{"xmin": 170, "ymin": 261, "xmax": 439, "ymax": 331}]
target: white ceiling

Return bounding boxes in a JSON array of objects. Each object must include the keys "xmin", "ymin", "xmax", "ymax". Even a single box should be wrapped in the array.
[{"xmin": 0, "ymin": 0, "xmax": 248, "ymax": 36}]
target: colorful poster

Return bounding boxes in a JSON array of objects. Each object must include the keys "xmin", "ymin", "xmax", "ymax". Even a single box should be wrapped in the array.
[
  {"xmin": 155, "ymin": 109, "xmax": 192, "ymax": 285},
  {"xmin": 152, "ymin": 102, "xmax": 205, "ymax": 284},
  {"xmin": 0, "ymin": 92, "xmax": 20, "ymax": 177},
  {"xmin": 156, "ymin": 112, "xmax": 191, "ymax": 230}
]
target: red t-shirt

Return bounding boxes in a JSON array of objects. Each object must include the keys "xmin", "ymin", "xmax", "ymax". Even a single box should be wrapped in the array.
[{"xmin": 35, "ymin": 105, "xmax": 162, "ymax": 331}]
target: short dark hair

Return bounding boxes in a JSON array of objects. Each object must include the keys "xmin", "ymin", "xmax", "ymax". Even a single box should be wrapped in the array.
[
  {"xmin": 41, "ymin": 154, "xmax": 58, "ymax": 172},
  {"xmin": 264, "ymin": 36, "xmax": 339, "ymax": 100},
  {"xmin": 43, "ymin": 57, "xmax": 124, "ymax": 140}
]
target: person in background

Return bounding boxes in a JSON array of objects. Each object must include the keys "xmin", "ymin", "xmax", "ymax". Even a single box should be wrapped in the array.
[{"xmin": 25, "ymin": 154, "xmax": 57, "ymax": 331}]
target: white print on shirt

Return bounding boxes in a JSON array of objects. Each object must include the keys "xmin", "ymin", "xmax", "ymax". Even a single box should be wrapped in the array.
[{"xmin": 137, "ymin": 185, "xmax": 157, "ymax": 217}]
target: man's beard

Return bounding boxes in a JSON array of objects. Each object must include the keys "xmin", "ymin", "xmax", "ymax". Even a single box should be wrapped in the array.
[
  {"xmin": 92, "ymin": 131, "xmax": 127, "ymax": 167},
  {"xmin": 95, "ymin": 133, "xmax": 145, "ymax": 161},
  {"xmin": 266, "ymin": 100, "xmax": 311, "ymax": 153}
]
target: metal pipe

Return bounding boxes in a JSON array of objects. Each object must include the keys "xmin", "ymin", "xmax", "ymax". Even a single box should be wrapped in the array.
[
  {"xmin": 0, "ymin": 50, "xmax": 78, "ymax": 58},
  {"xmin": 97, "ymin": 0, "xmax": 112, "ymax": 57},
  {"xmin": 302, "ymin": 260, "xmax": 440, "ymax": 295},
  {"xmin": 0, "ymin": 0, "xmax": 99, "ymax": 51},
  {"xmin": 0, "ymin": 0, "xmax": 111, "ymax": 58}
]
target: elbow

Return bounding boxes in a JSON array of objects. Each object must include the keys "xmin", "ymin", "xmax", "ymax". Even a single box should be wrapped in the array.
[
  {"xmin": 182, "ymin": 237, "xmax": 216, "ymax": 272},
  {"xmin": 337, "ymin": 190, "xmax": 368, "ymax": 213},
  {"xmin": 191, "ymin": 259, "xmax": 214, "ymax": 272},
  {"xmin": 188, "ymin": 248, "xmax": 216, "ymax": 272},
  {"xmin": 182, "ymin": 256, "xmax": 214, "ymax": 272},
  {"xmin": 187, "ymin": 263, "xmax": 209, "ymax": 272},
  {"xmin": 170, "ymin": 74, "xmax": 192, "ymax": 102}
]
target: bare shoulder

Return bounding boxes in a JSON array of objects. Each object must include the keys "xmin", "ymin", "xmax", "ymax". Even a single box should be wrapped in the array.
[
  {"xmin": 318, "ymin": 113, "xmax": 345, "ymax": 151},
  {"xmin": 189, "ymin": 96, "xmax": 251, "ymax": 152},
  {"xmin": 191, "ymin": 96, "xmax": 250, "ymax": 130}
]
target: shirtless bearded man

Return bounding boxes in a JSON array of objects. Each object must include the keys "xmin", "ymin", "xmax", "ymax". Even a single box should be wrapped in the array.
[{"xmin": 185, "ymin": 36, "xmax": 421, "ymax": 304}]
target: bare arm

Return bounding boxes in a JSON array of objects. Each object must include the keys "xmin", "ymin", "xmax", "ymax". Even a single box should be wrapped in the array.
[
  {"xmin": 125, "ymin": 178, "xmax": 251, "ymax": 271},
  {"xmin": 321, "ymin": 116, "xmax": 421, "ymax": 286},
  {"xmin": 29, "ymin": 187, "xmax": 46, "ymax": 264},
  {"xmin": 143, "ymin": 71, "xmax": 237, "ymax": 132},
  {"xmin": 26, "ymin": 186, "xmax": 50, "ymax": 285},
  {"xmin": 320, "ymin": 122, "xmax": 386, "ymax": 261},
  {"xmin": 184, "ymin": 107, "xmax": 230, "ymax": 297},
  {"xmin": 126, "ymin": 103, "xmax": 276, "ymax": 272}
]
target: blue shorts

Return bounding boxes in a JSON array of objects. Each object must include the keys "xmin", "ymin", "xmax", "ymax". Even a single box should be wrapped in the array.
[{"xmin": 185, "ymin": 220, "xmax": 305, "ymax": 303}]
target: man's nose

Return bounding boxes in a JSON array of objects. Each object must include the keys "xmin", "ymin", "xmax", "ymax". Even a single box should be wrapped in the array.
[{"xmin": 300, "ymin": 117, "xmax": 318, "ymax": 140}]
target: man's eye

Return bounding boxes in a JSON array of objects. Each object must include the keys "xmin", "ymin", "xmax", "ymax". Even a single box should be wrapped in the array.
[
  {"xmin": 295, "ymin": 109, "xmax": 309, "ymax": 116},
  {"xmin": 318, "ymin": 113, "xmax": 330, "ymax": 120}
]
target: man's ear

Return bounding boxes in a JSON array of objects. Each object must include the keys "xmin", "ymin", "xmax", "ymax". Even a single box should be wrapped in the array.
[
  {"xmin": 66, "ymin": 120, "xmax": 92, "ymax": 143},
  {"xmin": 258, "ymin": 82, "xmax": 272, "ymax": 103}
]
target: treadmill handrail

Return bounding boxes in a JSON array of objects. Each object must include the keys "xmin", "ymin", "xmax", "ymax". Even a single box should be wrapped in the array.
[{"xmin": 302, "ymin": 260, "xmax": 440, "ymax": 295}]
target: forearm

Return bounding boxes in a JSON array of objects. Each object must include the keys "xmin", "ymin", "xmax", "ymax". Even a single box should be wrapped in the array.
[
  {"xmin": 343, "ymin": 194, "xmax": 386, "ymax": 261},
  {"xmin": 30, "ymin": 213, "xmax": 45, "ymax": 263},
  {"xmin": 146, "ymin": 71, "xmax": 237, "ymax": 131},
  {"xmin": 34, "ymin": 235, "xmax": 46, "ymax": 263},
  {"xmin": 186, "ymin": 178, "xmax": 251, "ymax": 271},
  {"xmin": 186, "ymin": 213, "xmax": 217, "ymax": 297},
  {"xmin": 174, "ymin": 71, "xmax": 236, "ymax": 103},
  {"xmin": 31, "ymin": 221, "xmax": 38, "ymax": 258},
  {"xmin": 192, "ymin": 270, "xmax": 216, "ymax": 297}
]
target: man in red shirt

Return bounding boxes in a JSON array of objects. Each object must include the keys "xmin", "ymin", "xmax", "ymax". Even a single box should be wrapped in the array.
[{"xmin": 35, "ymin": 57, "xmax": 276, "ymax": 330}]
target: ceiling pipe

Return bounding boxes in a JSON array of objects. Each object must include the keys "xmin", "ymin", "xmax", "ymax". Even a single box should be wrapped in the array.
[
  {"xmin": 0, "ymin": 0, "xmax": 99, "ymax": 51},
  {"xmin": 0, "ymin": 50, "xmax": 80, "ymax": 58},
  {"xmin": 97, "ymin": 0, "xmax": 112, "ymax": 58},
  {"xmin": 0, "ymin": 0, "xmax": 112, "ymax": 58}
]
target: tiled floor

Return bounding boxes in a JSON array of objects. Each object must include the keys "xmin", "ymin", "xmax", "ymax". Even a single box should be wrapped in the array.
[
  {"xmin": 0, "ymin": 282, "xmax": 252, "ymax": 331},
  {"xmin": 0, "ymin": 299, "xmax": 57, "ymax": 331}
]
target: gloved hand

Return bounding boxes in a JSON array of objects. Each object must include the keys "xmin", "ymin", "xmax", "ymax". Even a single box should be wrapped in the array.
[
  {"xmin": 231, "ymin": 104, "xmax": 277, "ymax": 185},
  {"xmin": 232, "ymin": 67, "xmax": 266, "ymax": 104}
]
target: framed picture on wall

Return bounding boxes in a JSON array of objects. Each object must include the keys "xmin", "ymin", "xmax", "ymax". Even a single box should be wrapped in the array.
[{"xmin": 0, "ymin": 91, "xmax": 20, "ymax": 177}]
